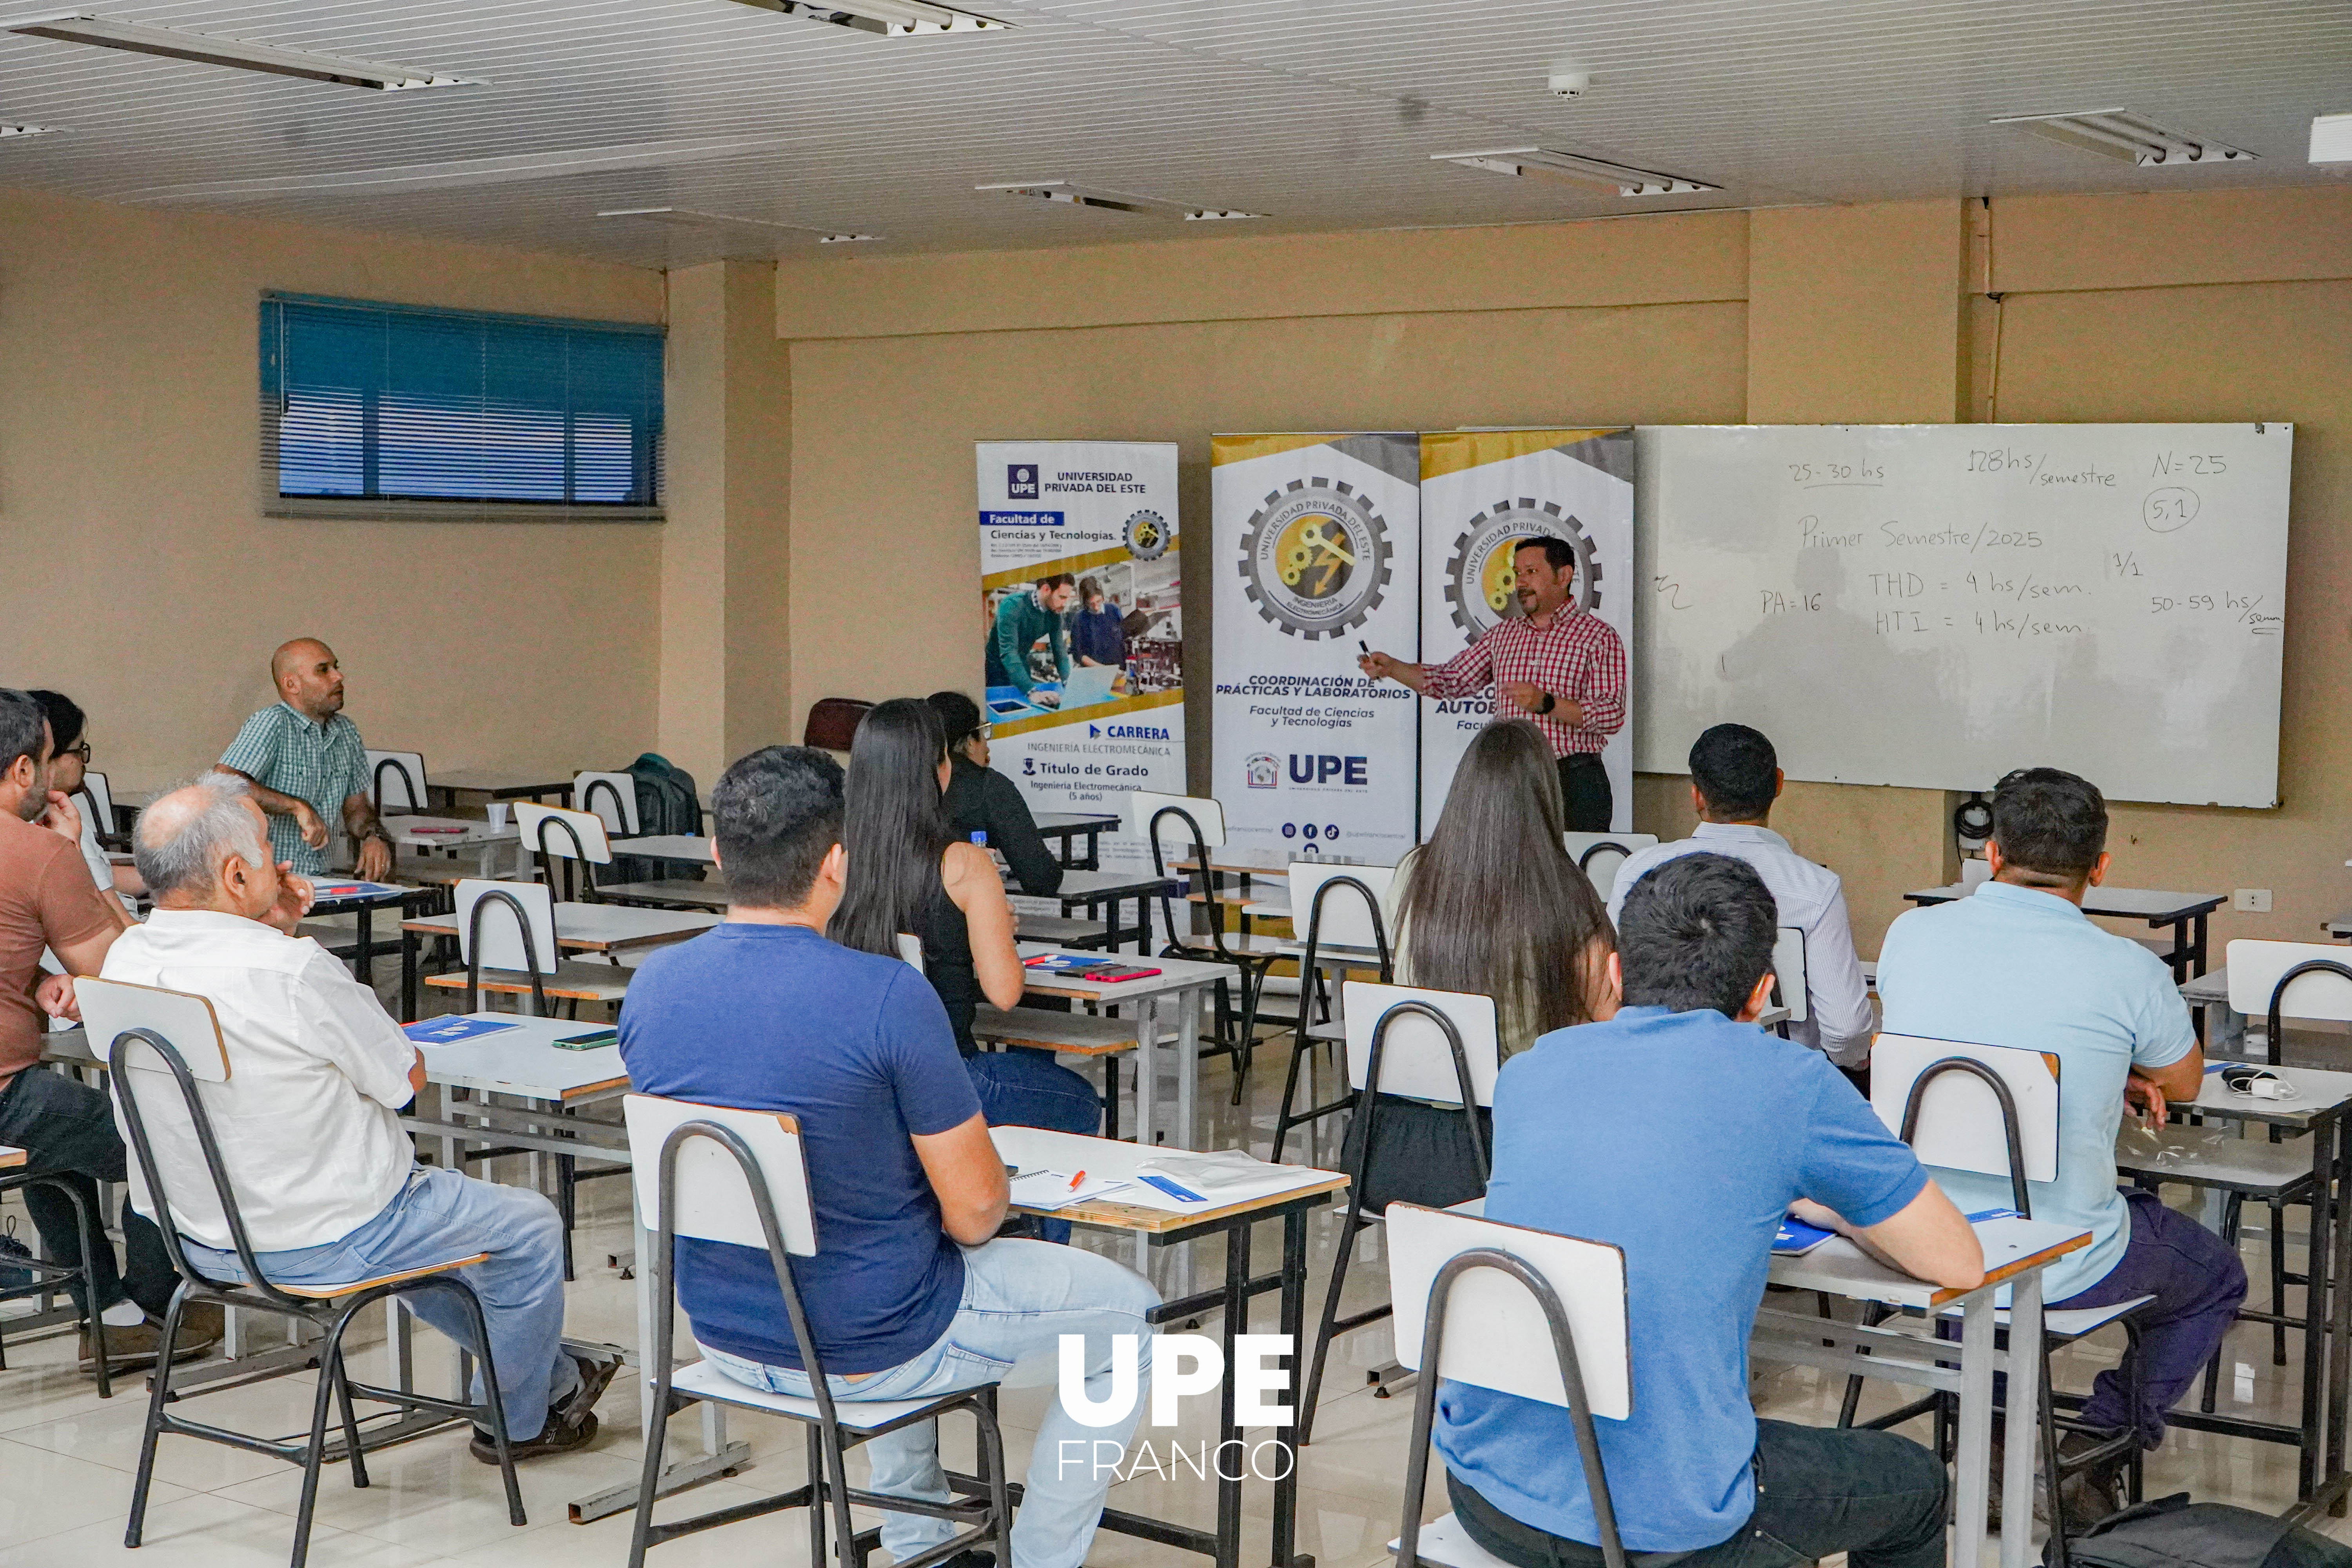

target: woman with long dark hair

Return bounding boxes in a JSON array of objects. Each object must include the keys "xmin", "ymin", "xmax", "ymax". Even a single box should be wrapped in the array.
[
  {"xmin": 1389, "ymin": 718, "xmax": 1619, "ymax": 1056},
  {"xmin": 1349, "ymin": 719, "xmax": 1619, "ymax": 1209},
  {"xmin": 834, "ymin": 699, "xmax": 1101, "ymax": 1144}
]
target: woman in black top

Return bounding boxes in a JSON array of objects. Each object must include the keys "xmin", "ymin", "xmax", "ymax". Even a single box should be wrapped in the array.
[
  {"xmin": 834, "ymin": 700, "xmax": 1100, "ymax": 1142},
  {"xmin": 926, "ymin": 690, "xmax": 1063, "ymax": 896}
]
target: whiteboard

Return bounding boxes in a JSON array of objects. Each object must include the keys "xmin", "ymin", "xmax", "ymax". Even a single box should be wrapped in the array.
[{"xmin": 1633, "ymin": 424, "xmax": 2292, "ymax": 807}]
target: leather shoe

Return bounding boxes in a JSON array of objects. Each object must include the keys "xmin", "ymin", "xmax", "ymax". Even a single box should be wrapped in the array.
[{"xmin": 80, "ymin": 1303, "xmax": 223, "ymax": 1374}]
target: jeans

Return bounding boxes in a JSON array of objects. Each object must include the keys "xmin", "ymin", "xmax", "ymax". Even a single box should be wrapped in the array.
[
  {"xmin": 1448, "ymin": 1419, "xmax": 1948, "ymax": 1568},
  {"xmin": 2058, "ymin": 1186, "xmax": 2249, "ymax": 1447},
  {"xmin": 967, "ymin": 1049, "xmax": 1100, "ymax": 1244},
  {"xmin": 0, "ymin": 1064, "xmax": 177, "ymax": 1317},
  {"xmin": 182, "ymin": 1166, "xmax": 581, "ymax": 1441},
  {"xmin": 702, "ymin": 1236, "xmax": 1159, "ymax": 1568},
  {"xmin": 1556, "ymin": 755, "xmax": 1612, "ymax": 834}
]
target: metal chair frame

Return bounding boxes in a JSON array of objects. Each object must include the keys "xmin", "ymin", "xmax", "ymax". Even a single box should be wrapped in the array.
[
  {"xmin": 1840, "ymin": 1056, "xmax": 2145, "ymax": 1563},
  {"xmin": 463, "ymin": 886, "xmax": 552, "ymax": 1016},
  {"xmin": 577, "ymin": 775, "xmax": 634, "ymax": 839},
  {"xmin": 1298, "ymin": 998, "xmax": 1481, "ymax": 1445},
  {"xmin": 1270, "ymin": 874, "xmax": 1394, "ymax": 1164},
  {"xmin": 107, "ymin": 1024, "xmax": 524, "ymax": 1568},
  {"xmin": 1396, "ymin": 1248, "xmax": 1627, "ymax": 1568},
  {"xmin": 627, "ymin": 1116, "xmax": 1010, "ymax": 1568},
  {"xmin": 1143, "ymin": 804, "xmax": 1274, "ymax": 1093},
  {"xmin": 0, "ymin": 1163, "xmax": 114, "ymax": 1396},
  {"xmin": 370, "ymin": 756, "xmax": 426, "ymax": 818}
]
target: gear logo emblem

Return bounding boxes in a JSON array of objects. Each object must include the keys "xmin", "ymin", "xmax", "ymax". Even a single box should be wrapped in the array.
[
  {"xmin": 1123, "ymin": 508, "xmax": 1171, "ymax": 560},
  {"xmin": 1237, "ymin": 478, "xmax": 1393, "ymax": 639},
  {"xmin": 1443, "ymin": 500, "xmax": 1600, "ymax": 639}
]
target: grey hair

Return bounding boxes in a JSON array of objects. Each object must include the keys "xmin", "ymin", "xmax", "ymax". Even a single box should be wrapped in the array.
[{"xmin": 134, "ymin": 774, "xmax": 270, "ymax": 899}]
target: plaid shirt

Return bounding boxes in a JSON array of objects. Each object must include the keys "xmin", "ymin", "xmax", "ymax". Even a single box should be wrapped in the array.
[
  {"xmin": 1421, "ymin": 608, "xmax": 1627, "ymax": 758},
  {"xmin": 219, "ymin": 702, "xmax": 369, "ymax": 874}
]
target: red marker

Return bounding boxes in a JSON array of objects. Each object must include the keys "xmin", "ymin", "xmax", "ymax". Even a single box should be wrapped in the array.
[{"xmin": 1067, "ymin": 1170, "xmax": 1087, "ymax": 1192}]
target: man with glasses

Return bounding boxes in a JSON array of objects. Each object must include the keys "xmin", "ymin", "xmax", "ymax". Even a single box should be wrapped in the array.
[
  {"xmin": 215, "ymin": 639, "xmax": 394, "ymax": 881},
  {"xmin": 926, "ymin": 690, "xmax": 1062, "ymax": 896}
]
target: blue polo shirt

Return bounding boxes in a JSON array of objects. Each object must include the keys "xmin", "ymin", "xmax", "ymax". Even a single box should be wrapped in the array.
[
  {"xmin": 619, "ymin": 923, "xmax": 983, "ymax": 1374},
  {"xmin": 1436, "ymin": 1006, "xmax": 1928, "ymax": 1552},
  {"xmin": 1877, "ymin": 879, "xmax": 2196, "ymax": 1302}
]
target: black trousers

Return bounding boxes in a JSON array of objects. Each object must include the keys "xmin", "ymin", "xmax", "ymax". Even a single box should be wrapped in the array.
[
  {"xmin": 0, "ymin": 1063, "xmax": 178, "ymax": 1318},
  {"xmin": 1557, "ymin": 753, "xmax": 1613, "ymax": 833},
  {"xmin": 1448, "ymin": 1417, "xmax": 1949, "ymax": 1568}
]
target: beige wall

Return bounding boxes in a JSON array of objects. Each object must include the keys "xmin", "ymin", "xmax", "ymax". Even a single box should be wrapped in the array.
[
  {"xmin": 0, "ymin": 187, "xmax": 667, "ymax": 793},
  {"xmin": 779, "ymin": 187, "xmax": 2352, "ymax": 957}
]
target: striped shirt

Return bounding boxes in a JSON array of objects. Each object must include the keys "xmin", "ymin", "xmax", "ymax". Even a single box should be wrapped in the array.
[
  {"xmin": 219, "ymin": 702, "xmax": 368, "ymax": 874},
  {"xmin": 1419, "ymin": 609, "xmax": 1627, "ymax": 757}
]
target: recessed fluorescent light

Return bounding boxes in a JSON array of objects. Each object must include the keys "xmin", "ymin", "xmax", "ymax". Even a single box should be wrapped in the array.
[
  {"xmin": 977, "ymin": 180, "xmax": 1263, "ymax": 220},
  {"xmin": 597, "ymin": 207, "xmax": 882, "ymax": 244},
  {"xmin": 1990, "ymin": 109, "xmax": 2253, "ymax": 166},
  {"xmin": 1431, "ymin": 146, "xmax": 1717, "ymax": 197},
  {"xmin": 2311, "ymin": 112, "xmax": 2352, "ymax": 165},
  {"xmin": 722, "ymin": 0, "xmax": 1008, "ymax": 36},
  {"xmin": 6, "ymin": 12, "xmax": 478, "ymax": 90},
  {"xmin": 0, "ymin": 124, "xmax": 61, "ymax": 139}
]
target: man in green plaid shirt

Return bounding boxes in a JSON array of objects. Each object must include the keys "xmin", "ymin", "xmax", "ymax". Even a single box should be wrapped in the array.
[{"xmin": 216, "ymin": 639, "xmax": 394, "ymax": 880}]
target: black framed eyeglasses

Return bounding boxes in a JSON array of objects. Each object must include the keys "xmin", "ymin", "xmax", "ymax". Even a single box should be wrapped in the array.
[{"xmin": 58, "ymin": 740, "xmax": 92, "ymax": 765}]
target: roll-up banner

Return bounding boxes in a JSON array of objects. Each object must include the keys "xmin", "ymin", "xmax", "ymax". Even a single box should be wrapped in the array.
[
  {"xmin": 976, "ymin": 441, "xmax": 1183, "ymax": 873},
  {"xmin": 1417, "ymin": 429, "xmax": 1637, "ymax": 833},
  {"xmin": 1210, "ymin": 433, "xmax": 1421, "ymax": 863}
]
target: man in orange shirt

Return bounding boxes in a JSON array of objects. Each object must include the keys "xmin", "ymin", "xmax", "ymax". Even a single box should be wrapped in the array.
[{"xmin": 0, "ymin": 688, "xmax": 219, "ymax": 1371}]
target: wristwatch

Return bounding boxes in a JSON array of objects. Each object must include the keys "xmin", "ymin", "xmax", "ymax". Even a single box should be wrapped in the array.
[{"xmin": 1537, "ymin": 691, "xmax": 1558, "ymax": 715}]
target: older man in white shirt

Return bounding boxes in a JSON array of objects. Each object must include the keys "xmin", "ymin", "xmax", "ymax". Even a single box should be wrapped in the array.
[
  {"xmin": 100, "ymin": 775, "xmax": 613, "ymax": 1463},
  {"xmin": 1607, "ymin": 724, "xmax": 1875, "ymax": 1070}
]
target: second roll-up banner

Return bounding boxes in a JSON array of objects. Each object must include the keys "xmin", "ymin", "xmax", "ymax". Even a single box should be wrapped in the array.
[
  {"xmin": 1418, "ymin": 428, "xmax": 1637, "ymax": 833},
  {"xmin": 1210, "ymin": 432, "xmax": 1421, "ymax": 862}
]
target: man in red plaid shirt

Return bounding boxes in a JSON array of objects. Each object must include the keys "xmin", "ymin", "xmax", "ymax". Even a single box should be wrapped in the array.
[{"xmin": 1359, "ymin": 535, "xmax": 1627, "ymax": 830}]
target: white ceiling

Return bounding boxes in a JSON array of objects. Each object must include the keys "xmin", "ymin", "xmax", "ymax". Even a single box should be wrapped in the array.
[{"xmin": 1, "ymin": 0, "xmax": 2347, "ymax": 270}]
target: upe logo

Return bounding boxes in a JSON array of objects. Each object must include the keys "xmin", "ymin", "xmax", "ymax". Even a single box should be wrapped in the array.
[
  {"xmin": 1008, "ymin": 463, "xmax": 1040, "ymax": 499},
  {"xmin": 1055, "ymin": 1333, "xmax": 1296, "ymax": 1482},
  {"xmin": 1290, "ymin": 755, "xmax": 1369, "ymax": 786},
  {"xmin": 1244, "ymin": 753, "xmax": 1279, "ymax": 789}
]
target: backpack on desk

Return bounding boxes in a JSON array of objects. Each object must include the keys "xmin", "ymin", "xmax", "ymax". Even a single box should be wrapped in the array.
[
  {"xmin": 2051, "ymin": 1493, "xmax": 2352, "ymax": 1568},
  {"xmin": 610, "ymin": 753, "xmax": 705, "ymax": 886}
]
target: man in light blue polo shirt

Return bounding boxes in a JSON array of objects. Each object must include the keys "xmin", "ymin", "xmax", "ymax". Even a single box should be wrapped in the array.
[
  {"xmin": 1878, "ymin": 766, "xmax": 2241, "ymax": 1512},
  {"xmin": 1437, "ymin": 854, "xmax": 1984, "ymax": 1568}
]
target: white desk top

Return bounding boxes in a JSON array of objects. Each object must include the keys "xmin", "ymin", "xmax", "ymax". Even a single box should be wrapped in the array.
[
  {"xmin": 1906, "ymin": 884, "xmax": 2226, "ymax": 922},
  {"xmin": 2181, "ymin": 967, "xmax": 2232, "ymax": 1004},
  {"xmin": 992, "ymin": 1126, "xmax": 1346, "ymax": 1233},
  {"xmin": 1016, "ymin": 942, "xmax": 1232, "ymax": 1000},
  {"xmin": 612, "ymin": 834, "xmax": 715, "ymax": 863},
  {"xmin": 2327, "ymin": 912, "xmax": 2352, "ymax": 937},
  {"xmin": 1181, "ymin": 847, "xmax": 1397, "ymax": 877},
  {"xmin": 387, "ymin": 815, "xmax": 518, "ymax": 847},
  {"xmin": 407, "ymin": 901, "xmax": 717, "ymax": 952},
  {"xmin": 1046, "ymin": 867, "xmax": 1172, "ymax": 899},
  {"xmin": 427, "ymin": 770, "xmax": 573, "ymax": 797},
  {"xmin": 413, "ymin": 1014, "xmax": 628, "ymax": 1102},
  {"xmin": 1034, "ymin": 813, "xmax": 1120, "ymax": 832},
  {"xmin": 1768, "ymin": 1214, "xmax": 2090, "ymax": 1308},
  {"xmin": 2181, "ymin": 1060, "xmax": 2352, "ymax": 1128}
]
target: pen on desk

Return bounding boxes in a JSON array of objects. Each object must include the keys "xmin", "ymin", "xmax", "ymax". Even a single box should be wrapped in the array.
[{"xmin": 1068, "ymin": 1169, "xmax": 1087, "ymax": 1192}]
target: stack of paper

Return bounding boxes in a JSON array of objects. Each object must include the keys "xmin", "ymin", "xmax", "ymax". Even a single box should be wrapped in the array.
[{"xmin": 1007, "ymin": 1169, "xmax": 1131, "ymax": 1211}]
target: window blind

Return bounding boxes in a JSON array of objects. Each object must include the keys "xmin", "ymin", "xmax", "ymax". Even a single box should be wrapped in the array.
[{"xmin": 260, "ymin": 293, "xmax": 664, "ymax": 522}]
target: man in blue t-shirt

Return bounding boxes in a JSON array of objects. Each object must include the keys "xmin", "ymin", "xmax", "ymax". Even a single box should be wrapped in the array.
[
  {"xmin": 620, "ymin": 745, "xmax": 1158, "ymax": 1568},
  {"xmin": 1437, "ymin": 854, "xmax": 1984, "ymax": 1568},
  {"xmin": 1879, "ymin": 767, "xmax": 2241, "ymax": 1517}
]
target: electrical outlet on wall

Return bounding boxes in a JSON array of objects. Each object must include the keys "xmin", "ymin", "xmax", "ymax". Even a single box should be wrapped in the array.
[{"xmin": 2234, "ymin": 888, "xmax": 2273, "ymax": 913}]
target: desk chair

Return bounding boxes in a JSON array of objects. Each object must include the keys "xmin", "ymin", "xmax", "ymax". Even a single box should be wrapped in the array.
[
  {"xmin": 622, "ymin": 1094, "xmax": 1010, "ymax": 1568},
  {"xmin": 1270, "ymin": 865, "xmax": 1395, "ymax": 1160},
  {"xmin": 802, "ymin": 697, "xmax": 873, "ymax": 753},
  {"xmin": 80, "ymin": 978, "xmax": 526, "ymax": 1568},
  {"xmin": 421, "ymin": 880, "xmax": 630, "ymax": 1013},
  {"xmin": 365, "ymin": 751, "xmax": 428, "ymax": 817},
  {"xmin": 0, "ymin": 1105, "xmax": 118, "ymax": 1396},
  {"xmin": 516, "ymin": 802, "xmax": 612, "ymax": 904},
  {"xmin": 1849, "ymin": 1035, "xmax": 2149, "ymax": 1557},
  {"xmin": 1385, "ymin": 1202, "xmax": 1632, "ymax": 1568},
  {"xmin": 1564, "ymin": 832, "xmax": 1656, "ymax": 903},
  {"xmin": 1128, "ymin": 791, "xmax": 1269, "ymax": 1090},
  {"xmin": 2226, "ymin": 939, "xmax": 2352, "ymax": 1067},
  {"xmin": 1769, "ymin": 927, "xmax": 1810, "ymax": 1041},
  {"xmin": 572, "ymin": 771, "xmax": 640, "ymax": 838},
  {"xmin": 76, "ymin": 768, "xmax": 123, "ymax": 851},
  {"xmin": 1299, "ymin": 985, "xmax": 1496, "ymax": 1445}
]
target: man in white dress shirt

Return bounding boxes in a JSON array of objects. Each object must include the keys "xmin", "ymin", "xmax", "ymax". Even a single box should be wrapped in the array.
[
  {"xmin": 1606, "ymin": 724, "xmax": 1875, "ymax": 1070},
  {"xmin": 101, "ymin": 775, "xmax": 615, "ymax": 1463}
]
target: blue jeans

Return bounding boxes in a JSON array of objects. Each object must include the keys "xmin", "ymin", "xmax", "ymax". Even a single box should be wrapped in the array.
[
  {"xmin": 182, "ymin": 1166, "xmax": 581, "ymax": 1441},
  {"xmin": 702, "ymin": 1237, "xmax": 1158, "ymax": 1568},
  {"xmin": 968, "ymin": 1049, "xmax": 1100, "ymax": 1245}
]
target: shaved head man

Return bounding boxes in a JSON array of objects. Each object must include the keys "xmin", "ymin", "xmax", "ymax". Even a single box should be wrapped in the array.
[{"xmin": 215, "ymin": 637, "xmax": 392, "ymax": 880}]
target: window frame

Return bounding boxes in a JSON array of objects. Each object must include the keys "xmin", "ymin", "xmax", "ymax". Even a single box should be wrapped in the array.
[{"xmin": 258, "ymin": 291, "xmax": 666, "ymax": 524}]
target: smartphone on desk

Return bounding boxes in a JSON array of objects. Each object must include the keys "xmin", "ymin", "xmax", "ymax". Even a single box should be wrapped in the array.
[{"xmin": 552, "ymin": 1027, "xmax": 618, "ymax": 1050}]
